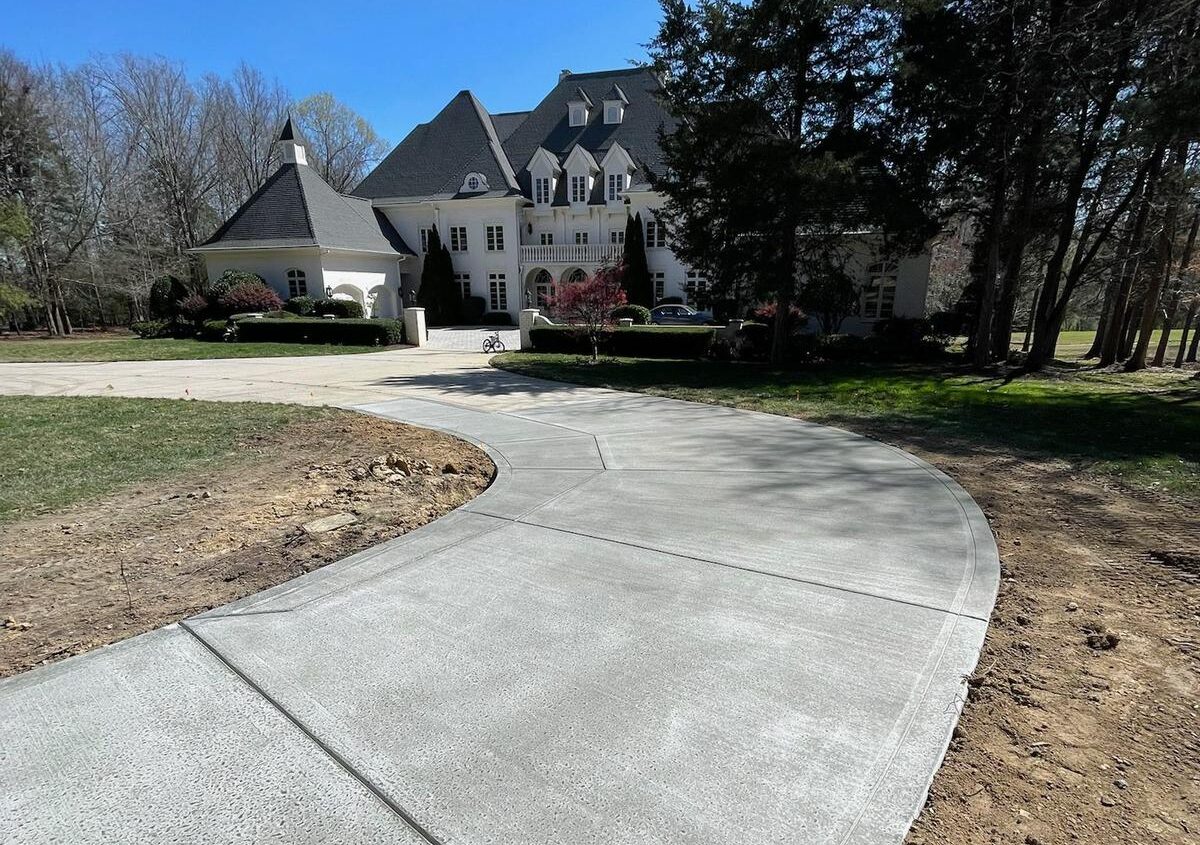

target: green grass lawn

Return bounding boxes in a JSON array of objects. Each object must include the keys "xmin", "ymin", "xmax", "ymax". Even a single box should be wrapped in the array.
[
  {"xmin": 0, "ymin": 395, "xmax": 328, "ymax": 523},
  {"xmin": 1010, "ymin": 328, "xmax": 1190, "ymax": 361},
  {"xmin": 0, "ymin": 336, "xmax": 392, "ymax": 362},
  {"xmin": 493, "ymin": 352, "xmax": 1200, "ymax": 499}
]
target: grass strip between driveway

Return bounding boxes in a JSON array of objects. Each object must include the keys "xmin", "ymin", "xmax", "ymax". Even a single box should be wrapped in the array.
[{"xmin": 0, "ymin": 337, "xmax": 391, "ymax": 362}]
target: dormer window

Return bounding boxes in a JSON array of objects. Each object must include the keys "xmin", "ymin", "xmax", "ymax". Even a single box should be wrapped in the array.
[
  {"xmin": 535, "ymin": 176, "xmax": 552, "ymax": 205},
  {"xmin": 570, "ymin": 175, "xmax": 588, "ymax": 204},
  {"xmin": 606, "ymin": 172, "xmax": 625, "ymax": 201},
  {"xmin": 459, "ymin": 172, "xmax": 488, "ymax": 193},
  {"xmin": 602, "ymin": 84, "xmax": 629, "ymax": 125},
  {"xmin": 569, "ymin": 104, "xmax": 587, "ymax": 127}
]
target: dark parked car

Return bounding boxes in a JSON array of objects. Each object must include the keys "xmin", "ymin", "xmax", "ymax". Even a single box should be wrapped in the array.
[{"xmin": 650, "ymin": 304, "xmax": 714, "ymax": 325}]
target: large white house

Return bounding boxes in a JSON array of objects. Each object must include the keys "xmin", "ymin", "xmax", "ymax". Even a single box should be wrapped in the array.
[{"xmin": 193, "ymin": 67, "xmax": 930, "ymax": 330}]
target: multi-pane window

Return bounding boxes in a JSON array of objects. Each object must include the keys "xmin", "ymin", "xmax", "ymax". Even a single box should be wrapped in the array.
[
  {"xmin": 607, "ymin": 172, "xmax": 625, "ymax": 201},
  {"xmin": 569, "ymin": 105, "xmax": 586, "ymax": 127},
  {"xmin": 454, "ymin": 272, "xmax": 471, "ymax": 300},
  {"xmin": 286, "ymin": 268, "xmax": 307, "ymax": 298},
  {"xmin": 570, "ymin": 175, "xmax": 587, "ymax": 204},
  {"xmin": 645, "ymin": 219, "xmax": 666, "ymax": 248},
  {"xmin": 419, "ymin": 227, "xmax": 432, "ymax": 253},
  {"xmin": 532, "ymin": 270, "xmax": 555, "ymax": 307},
  {"xmin": 575, "ymin": 231, "xmax": 589, "ymax": 245},
  {"xmin": 534, "ymin": 177, "xmax": 551, "ymax": 205},
  {"xmin": 685, "ymin": 270, "xmax": 708, "ymax": 306},
  {"xmin": 652, "ymin": 272, "xmax": 665, "ymax": 303},
  {"xmin": 449, "ymin": 226, "xmax": 467, "ymax": 252},
  {"xmin": 539, "ymin": 232, "xmax": 554, "ymax": 245},
  {"xmin": 610, "ymin": 230, "xmax": 625, "ymax": 245},
  {"xmin": 862, "ymin": 262, "xmax": 898, "ymax": 319},
  {"xmin": 488, "ymin": 271, "xmax": 507, "ymax": 311},
  {"xmin": 485, "ymin": 225, "xmax": 504, "ymax": 252}
]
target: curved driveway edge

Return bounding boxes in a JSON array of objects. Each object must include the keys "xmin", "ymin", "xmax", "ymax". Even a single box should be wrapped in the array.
[{"xmin": 0, "ymin": 349, "xmax": 998, "ymax": 844}]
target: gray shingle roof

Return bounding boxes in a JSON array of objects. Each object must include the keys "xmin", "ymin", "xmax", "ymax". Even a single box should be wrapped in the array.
[
  {"xmin": 350, "ymin": 91, "xmax": 520, "ymax": 201},
  {"xmin": 503, "ymin": 67, "xmax": 675, "ymax": 195},
  {"xmin": 353, "ymin": 67, "xmax": 675, "ymax": 205},
  {"xmin": 198, "ymin": 163, "xmax": 413, "ymax": 254}
]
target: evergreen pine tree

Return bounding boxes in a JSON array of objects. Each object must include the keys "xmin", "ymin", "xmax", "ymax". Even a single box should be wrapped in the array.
[
  {"xmin": 621, "ymin": 213, "xmax": 654, "ymax": 307},
  {"xmin": 417, "ymin": 227, "xmax": 460, "ymax": 324}
]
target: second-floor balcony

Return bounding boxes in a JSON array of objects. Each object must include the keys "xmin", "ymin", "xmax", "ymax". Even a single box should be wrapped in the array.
[{"xmin": 519, "ymin": 243, "xmax": 623, "ymax": 266}]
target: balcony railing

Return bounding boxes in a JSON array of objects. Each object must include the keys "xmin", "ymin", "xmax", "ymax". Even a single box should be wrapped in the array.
[{"xmin": 519, "ymin": 243, "xmax": 623, "ymax": 266}]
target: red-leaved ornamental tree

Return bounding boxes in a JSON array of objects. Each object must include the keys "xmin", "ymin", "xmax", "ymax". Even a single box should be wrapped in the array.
[{"xmin": 548, "ymin": 264, "xmax": 628, "ymax": 361}]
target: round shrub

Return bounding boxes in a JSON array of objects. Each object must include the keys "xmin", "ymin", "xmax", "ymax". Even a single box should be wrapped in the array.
[
  {"xmin": 284, "ymin": 295, "xmax": 315, "ymax": 315},
  {"xmin": 219, "ymin": 283, "xmax": 283, "ymax": 315},
  {"xmin": 200, "ymin": 319, "xmax": 232, "ymax": 341},
  {"xmin": 312, "ymin": 298, "xmax": 365, "ymax": 319},
  {"xmin": 130, "ymin": 319, "xmax": 169, "ymax": 339},
  {"xmin": 612, "ymin": 304, "xmax": 652, "ymax": 325}
]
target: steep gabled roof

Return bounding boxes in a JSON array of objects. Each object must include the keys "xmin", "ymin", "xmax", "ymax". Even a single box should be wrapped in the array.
[
  {"xmin": 503, "ymin": 67, "xmax": 675, "ymax": 195},
  {"xmin": 491, "ymin": 111, "xmax": 531, "ymax": 142},
  {"xmin": 351, "ymin": 90, "xmax": 521, "ymax": 201},
  {"xmin": 197, "ymin": 163, "xmax": 413, "ymax": 254}
]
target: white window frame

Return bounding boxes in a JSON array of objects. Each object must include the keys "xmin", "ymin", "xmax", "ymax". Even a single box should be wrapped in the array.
[
  {"xmin": 607, "ymin": 172, "xmax": 625, "ymax": 201},
  {"xmin": 286, "ymin": 268, "xmax": 307, "ymax": 299},
  {"xmin": 569, "ymin": 105, "xmax": 586, "ymax": 127},
  {"xmin": 652, "ymin": 272, "xmax": 665, "ymax": 303},
  {"xmin": 419, "ymin": 227, "xmax": 432, "ymax": 253},
  {"xmin": 569, "ymin": 175, "xmax": 587, "ymax": 204},
  {"xmin": 532, "ymin": 271, "xmax": 555, "ymax": 307},
  {"xmin": 610, "ymin": 230, "xmax": 625, "ymax": 245},
  {"xmin": 862, "ymin": 262, "xmax": 898, "ymax": 320},
  {"xmin": 485, "ymin": 224, "xmax": 505, "ymax": 252},
  {"xmin": 539, "ymin": 232, "xmax": 554, "ymax": 245},
  {"xmin": 645, "ymin": 219, "xmax": 665, "ymax": 248},
  {"xmin": 574, "ymin": 231, "xmax": 589, "ymax": 245},
  {"xmin": 488, "ymin": 271, "xmax": 508, "ymax": 311},
  {"xmin": 534, "ymin": 176, "xmax": 551, "ymax": 205},
  {"xmin": 449, "ymin": 225, "xmax": 468, "ymax": 253},
  {"xmin": 454, "ymin": 272, "xmax": 471, "ymax": 300},
  {"xmin": 605, "ymin": 103, "xmax": 622, "ymax": 124},
  {"xmin": 685, "ymin": 270, "xmax": 708, "ymax": 305}
]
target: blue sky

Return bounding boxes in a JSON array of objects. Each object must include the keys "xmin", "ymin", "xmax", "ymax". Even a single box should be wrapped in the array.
[{"xmin": 6, "ymin": 0, "xmax": 663, "ymax": 145}]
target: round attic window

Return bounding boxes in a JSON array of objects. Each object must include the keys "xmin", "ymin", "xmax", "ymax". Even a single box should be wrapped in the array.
[{"xmin": 460, "ymin": 172, "xmax": 489, "ymax": 193}]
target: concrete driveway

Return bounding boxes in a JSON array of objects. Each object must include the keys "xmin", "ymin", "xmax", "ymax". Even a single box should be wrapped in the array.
[{"xmin": 0, "ymin": 349, "xmax": 998, "ymax": 845}]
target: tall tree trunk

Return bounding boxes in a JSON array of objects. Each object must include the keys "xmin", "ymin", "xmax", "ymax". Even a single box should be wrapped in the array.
[
  {"xmin": 1153, "ymin": 291, "xmax": 1180, "ymax": 367},
  {"xmin": 1176, "ymin": 299, "xmax": 1197, "ymax": 367},
  {"xmin": 973, "ymin": 173, "xmax": 1008, "ymax": 369},
  {"xmin": 1022, "ymin": 284, "xmax": 1042, "ymax": 352},
  {"xmin": 1101, "ymin": 145, "xmax": 1164, "ymax": 365},
  {"xmin": 1187, "ymin": 315, "xmax": 1200, "ymax": 362},
  {"xmin": 1127, "ymin": 145, "xmax": 1185, "ymax": 371},
  {"xmin": 1086, "ymin": 274, "xmax": 1120, "ymax": 358}
]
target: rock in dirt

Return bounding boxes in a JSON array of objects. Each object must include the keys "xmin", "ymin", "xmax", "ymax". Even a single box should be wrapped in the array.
[
  {"xmin": 302, "ymin": 513, "xmax": 359, "ymax": 535},
  {"xmin": 1084, "ymin": 626, "xmax": 1121, "ymax": 650}
]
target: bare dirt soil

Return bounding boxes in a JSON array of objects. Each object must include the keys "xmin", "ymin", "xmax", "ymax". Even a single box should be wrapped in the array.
[
  {"xmin": 892, "ymin": 430, "xmax": 1200, "ymax": 845},
  {"xmin": 0, "ymin": 413, "xmax": 493, "ymax": 677}
]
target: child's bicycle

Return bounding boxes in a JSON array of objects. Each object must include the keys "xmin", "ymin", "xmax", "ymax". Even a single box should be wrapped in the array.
[{"xmin": 482, "ymin": 331, "xmax": 506, "ymax": 354}]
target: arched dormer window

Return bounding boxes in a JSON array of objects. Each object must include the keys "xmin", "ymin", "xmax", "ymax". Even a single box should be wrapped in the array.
[
  {"xmin": 286, "ymin": 268, "xmax": 307, "ymax": 298},
  {"xmin": 459, "ymin": 172, "xmax": 489, "ymax": 193}
]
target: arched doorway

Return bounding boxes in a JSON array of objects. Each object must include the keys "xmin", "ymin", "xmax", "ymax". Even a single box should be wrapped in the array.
[
  {"xmin": 525, "ymin": 268, "xmax": 556, "ymax": 308},
  {"xmin": 330, "ymin": 284, "xmax": 365, "ymax": 308},
  {"xmin": 367, "ymin": 285, "xmax": 396, "ymax": 317}
]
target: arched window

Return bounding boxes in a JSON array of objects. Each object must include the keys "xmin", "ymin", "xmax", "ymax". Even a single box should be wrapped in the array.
[
  {"xmin": 286, "ymin": 268, "xmax": 307, "ymax": 299},
  {"xmin": 533, "ymin": 269, "xmax": 555, "ymax": 306},
  {"xmin": 862, "ymin": 262, "xmax": 897, "ymax": 320},
  {"xmin": 567, "ymin": 268, "xmax": 587, "ymax": 285}
]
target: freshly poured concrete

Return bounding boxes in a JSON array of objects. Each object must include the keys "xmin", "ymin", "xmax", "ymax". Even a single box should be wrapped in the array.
[{"xmin": 0, "ymin": 349, "xmax": 999, "ymax": 844}]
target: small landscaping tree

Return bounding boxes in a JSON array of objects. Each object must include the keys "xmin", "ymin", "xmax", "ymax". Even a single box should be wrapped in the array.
[
  {"xmin": 416, "ymin": 227, "xmax": 460, "ymax": 324},
  {"xmin": 621, "ymin": 213, "xmax": 653, "ymax": 307},
  {"xmin": 548, "ymin": 264, "xmax": 628, "ymax": 361},
  {"xmin": 148, "ymin": 275, "xmax": 190, "ymax": 321}
]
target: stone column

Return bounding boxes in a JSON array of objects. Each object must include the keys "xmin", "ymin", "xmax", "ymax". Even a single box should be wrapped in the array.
[
  {"xmin": 519, "ymin": 308, "xmax": 540, "ymax": 351},
  {"xmin": 403, "ymin": 307, "xmax": 427, "ymax": 347}
]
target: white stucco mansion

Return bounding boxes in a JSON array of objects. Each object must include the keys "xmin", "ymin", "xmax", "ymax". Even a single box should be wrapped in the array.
[{"xmin": 193, "ymin": 67, "xmax": 930, "ymax": 330}]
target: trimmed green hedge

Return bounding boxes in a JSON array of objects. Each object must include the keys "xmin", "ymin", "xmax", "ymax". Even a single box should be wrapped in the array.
[
  {"xmin": 530, "ymin": 325, "xmax": 716, "ymax": 358},
  {"xmin": 236, "ymin": 317, "xmax": 404, "ymax": 346}
]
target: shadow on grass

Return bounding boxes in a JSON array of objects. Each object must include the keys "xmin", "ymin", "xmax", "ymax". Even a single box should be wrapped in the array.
[{"xmin": 492, "ymin": 355, "xmax": 1200, "ymax": 493}]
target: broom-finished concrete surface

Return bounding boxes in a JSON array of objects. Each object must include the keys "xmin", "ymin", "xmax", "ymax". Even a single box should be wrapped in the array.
[{"xmin": 0, "ymin": 349, "xmax": 998, "ymax": 844}]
